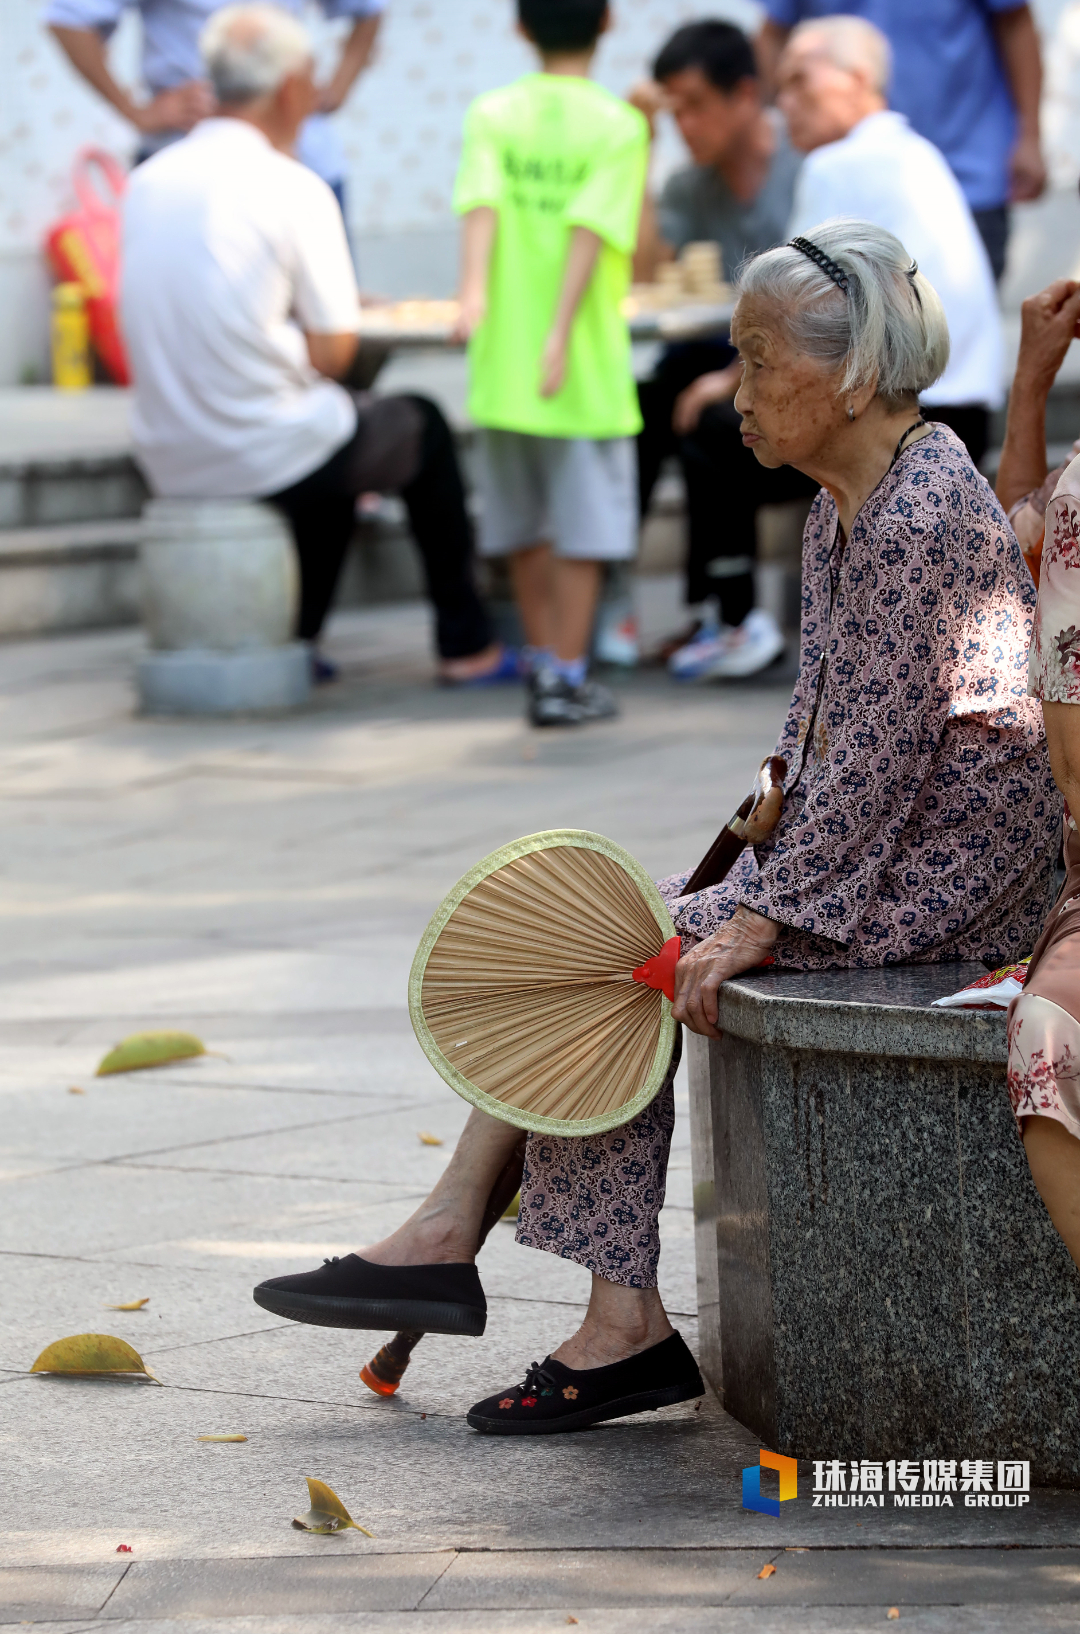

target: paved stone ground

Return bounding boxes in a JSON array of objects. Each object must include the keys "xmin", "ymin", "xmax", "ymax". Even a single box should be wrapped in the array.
[{"xmin": 2, "ymin": 605, "xmax": 1080, "ymax": 1632}]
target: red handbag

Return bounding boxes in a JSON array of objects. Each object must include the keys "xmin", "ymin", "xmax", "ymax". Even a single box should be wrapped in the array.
[{"xmin": 44, "ymin": 147, "xmax": 130, "ymax": 385}]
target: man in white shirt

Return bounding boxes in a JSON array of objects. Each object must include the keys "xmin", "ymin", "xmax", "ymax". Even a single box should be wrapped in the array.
[
  {"xmin": 777, "ymin": 15, "xmax": 1003, "ymax": 465},
  {"xmin": 121, "ymin": 4, "xmax": 506, "ymax": 683}
]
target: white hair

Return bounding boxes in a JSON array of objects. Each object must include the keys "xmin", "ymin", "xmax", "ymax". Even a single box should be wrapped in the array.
[
  {"xmin": 735, "ymin": 219, "xmax": 950, "ymax": 408},
  {"xmin": 200, "ymin": 3, "xmax": 312, "ymax": 104},
  {"xmin": 790, "ymin": 15, "xmax": 892, "ymax": 95}
]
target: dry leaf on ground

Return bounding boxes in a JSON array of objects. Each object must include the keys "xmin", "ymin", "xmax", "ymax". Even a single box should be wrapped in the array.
[
  {"xmin": 292, "ymin": 1477, "xmax": 373, "ymax": 1536},
  {"xmin": 757, "ymin": 1563, "xmax": 776, "ymax": 1579},
  {"xmin": 104, "ymin": 1298, "xmax": 150, "ymax": 1311},
  {"xmin": 96, "ymin": 1030, "xmax": 207, "ymax": 1076},
  {"xmin": 887, "ymin": 1611, "xmax": 900, "ymax": 1621},
  {"xmin": 68, "ymin": 1085, "xmax": 86, "ymax": 1095},
  {"xmin": 30, "ymin": 1333, "xmax": 159, "ymax": 1381},
  {"xmin": 198, "ymin": 1434, "xmax": 247, "ymax": 1442},
  {"xmin": 417, "ymin": 1131, "xmax": 443, "ymax": 1146}
]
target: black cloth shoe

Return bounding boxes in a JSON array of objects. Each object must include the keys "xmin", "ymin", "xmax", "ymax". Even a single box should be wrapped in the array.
[
  {"xmin": 466, "ymin": 1331, "xmax": 703, "ymax": 1434},
  {"xmin": 253, "ymin": 1254, "xmax": 486, "ymax": 1334}
]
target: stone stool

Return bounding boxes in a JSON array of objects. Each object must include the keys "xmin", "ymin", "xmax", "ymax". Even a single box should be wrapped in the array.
[
  {"xmin": 137, "ymin": 498, "xmax": 310, "ymax": 714},
  {"xmin": 688, "ymin": 964, "xmax": 1080, "ymax": 1486}
]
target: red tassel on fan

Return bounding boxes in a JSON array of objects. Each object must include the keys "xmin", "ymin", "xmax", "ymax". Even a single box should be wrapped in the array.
[{"xmin": 631, "ymin": 936, "xmax": 681, "ymax": 1002}]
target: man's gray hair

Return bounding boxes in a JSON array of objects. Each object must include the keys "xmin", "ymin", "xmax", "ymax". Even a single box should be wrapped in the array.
[
  {"xmin": 735, "ymin": 219, "xmax": 950, "ymax": 408},
  {"xmin": 790, "ymin": 15, "xmax": 892, "ymax": 95},
  {"xmin": 200, "ymin": 3, "xmax": 312, "ymax": 104}
]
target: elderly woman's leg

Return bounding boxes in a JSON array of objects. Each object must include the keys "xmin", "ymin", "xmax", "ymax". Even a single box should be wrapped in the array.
[
  {"xmin": 1023, "ymin": 1117, "xmax": 1080, "ymax": 1268},
  {"xmin": 362, "ymin": 1108, "xmax": 523, "ymax": 1265}
]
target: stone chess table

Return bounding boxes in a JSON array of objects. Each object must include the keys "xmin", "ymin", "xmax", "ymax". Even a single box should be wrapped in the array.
[{"xmin": 688, "ymin": 963, "xmax": 1080, "ymax": 1486}]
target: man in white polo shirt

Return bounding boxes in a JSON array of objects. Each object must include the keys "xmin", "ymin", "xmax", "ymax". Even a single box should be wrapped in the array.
[
  {"xmin": 120, "ymin": 3, "xmax": 508, "ymax": 684},
  {"xmin": 777, "ymin": 14, "xmax": 1003, "ymax": 465}
]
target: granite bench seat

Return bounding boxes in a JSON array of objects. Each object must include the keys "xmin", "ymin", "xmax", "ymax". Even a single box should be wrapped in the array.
[{"xmin": 687, "ymin": 963, "xmax": 1080, "ymax": 1486}]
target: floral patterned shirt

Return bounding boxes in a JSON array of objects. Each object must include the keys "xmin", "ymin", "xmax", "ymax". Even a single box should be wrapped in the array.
[
  {"xmin": 1029, "ymin": 453, "xmax": 1080, "ymax": 703},
  {"xmin": 659, "ymin": 424, "xmax": 1060, "ymax": 970}
]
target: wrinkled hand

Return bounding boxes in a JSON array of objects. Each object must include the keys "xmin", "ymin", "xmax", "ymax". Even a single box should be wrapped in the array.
[
  {"xmin": 137, "ymin": 80, "xmax": 215, "ymax": 134},
  {"xmin": 672, "ymin": 362, "xmax": 742, "ymax": 436},
  {"xmin": 450, "ymin": 291, "xmax": 486, "ymax": 344},
  {"xmin": 1015, "ymin": 280, "xmax": 1080, "ymax": 394},
  {"xmin": 539, "ymin": 330, "xmax": 567, "ymax": 398},
  {"xmin": 1010, "ymin": 132, "xmax": 1047, "ymax": 203},
  {"xmin": 626, "ymin": 78, "xmax": 668, "ymax": 137},
  {"xmin": 672, "ymin": 907, "xmax": 779, "ymax": 1039}
]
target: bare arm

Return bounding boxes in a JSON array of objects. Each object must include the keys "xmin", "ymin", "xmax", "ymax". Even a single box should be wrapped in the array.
[
  {"xmin": 539, "ymin": 225, "xmax": 602, "ymax": 398},
  {"xmin": 320, "ymin": 13, "xmax": 381, "ymax": 113},
  {"xmin": 305, "ymin": 331, "xmax": 360, "ymax": 378},
  {"xmin": 626, "ymin": 80, "xmax": 674, "ymax": 282},
  {"xmin": 1044, "ymin": 701, "xmax": 1080, "ymax": 821},
  {"xmin": 754, "ymin": 18, "xmax": 791, "ymax": 100},
  {"xmin": 992, "ymin": 5, "xmax": 1047, "ymax": 202},
  {"xmin": 49, "ymin": 25, "xmax": 214, "ymax": 134},
  {"xmin": 996, "ymin": 280, "xmax": 1080, "ymax": 512},
  {"xmin": 452, "ymin": 206, "xmax": 497, "ymax": 341}
]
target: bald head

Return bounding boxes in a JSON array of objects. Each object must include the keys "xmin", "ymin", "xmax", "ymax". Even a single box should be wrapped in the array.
[
  {"xmin": 200, "ymin": 3, "xmax": 312, "ymax": 106},
  {"xmin": 777, "ymin": 16, "xmax": 891, "ymax": 154}
]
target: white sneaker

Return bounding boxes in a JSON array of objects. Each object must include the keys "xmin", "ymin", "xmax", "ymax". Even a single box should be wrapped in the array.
[
  {"xmin": 594, "ymin": 606, "xmax": 640, "ymax": 668},
  {"xmin": 667, "ymin": 614, "xmax": 726, "ymax": 680},
  {"xmin": 704, "ymin": 608, "xmax": 785, "ymax": 678}
]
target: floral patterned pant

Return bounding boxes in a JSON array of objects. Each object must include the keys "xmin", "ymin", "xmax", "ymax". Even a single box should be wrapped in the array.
[{"xmin": 514, "ymin": 1032, "xmax": 681, "ymax": 1289}]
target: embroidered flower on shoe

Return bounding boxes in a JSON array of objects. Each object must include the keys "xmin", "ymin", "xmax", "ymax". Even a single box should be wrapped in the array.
[
  {"xmin": 498, "ymin": 1398, "xmax": 514, "ymax": 1409},
  {"xmin": 562, "ymin": 1386, "xmax": 579, "ymax": 1401},
  {"xmin": 521, "ymin": 1396, "xmax": 538, "ymax": 1407}
]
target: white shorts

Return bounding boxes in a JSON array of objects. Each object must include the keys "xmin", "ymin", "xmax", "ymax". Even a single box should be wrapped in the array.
[{"xmin": 476, "ymin": 429, "xmax": 637, "ymax": 561}]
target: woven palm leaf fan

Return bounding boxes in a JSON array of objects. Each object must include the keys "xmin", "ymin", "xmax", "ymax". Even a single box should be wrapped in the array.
[{"xmin": 408, "ymin": 830, "xmax": 681, "ymax": 1138}]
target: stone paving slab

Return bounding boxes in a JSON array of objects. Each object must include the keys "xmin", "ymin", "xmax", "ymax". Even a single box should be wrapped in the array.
[{"xmin": 16, "ymin": 1611, "xmax": 1080, "ymax": 1634}]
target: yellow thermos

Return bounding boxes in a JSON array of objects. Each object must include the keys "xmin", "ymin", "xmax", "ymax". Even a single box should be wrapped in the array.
[{"xmin": 51, "ymin": 282, "xmax": 92, "ymax": 391}]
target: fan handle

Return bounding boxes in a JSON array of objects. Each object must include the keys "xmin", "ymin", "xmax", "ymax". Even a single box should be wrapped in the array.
[
  {"xmin": 359, "ymin": 1136, "xmax": 527, "ymax": 1397},
  {"xmin": 682, "ymin": 755, "xmax": 787, "ymax": 896}
]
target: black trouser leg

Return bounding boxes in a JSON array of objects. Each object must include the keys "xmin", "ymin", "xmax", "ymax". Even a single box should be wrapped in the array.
[
  {"xmin": 680, "ymin": 402, "xmax": 819, "ymax": 621},
  {"xmin": 271, "ymin": 489, "xmax": 356, "ymax": 643},
  {"xmin": 636, "ymin": 341, "xmax": 735, "ymax": 518},
  {"xmin": 399, "ymin": 395, "xmax": 492, "ymax": 660}
]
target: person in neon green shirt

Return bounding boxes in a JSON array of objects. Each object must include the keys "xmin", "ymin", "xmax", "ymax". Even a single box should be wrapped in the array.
[{"xmin": 453, "ymin": 0, "xmax": 648, "ymax": 727}]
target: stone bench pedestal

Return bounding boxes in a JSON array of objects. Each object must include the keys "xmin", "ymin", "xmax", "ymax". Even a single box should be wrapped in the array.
[
  {"xmin": 688, "ymin": 965, "xmax": 1080, "ymax": 1486},
  {"xmin": 137, "ymin": 498, "xmax": 309, "ymax": 714}
]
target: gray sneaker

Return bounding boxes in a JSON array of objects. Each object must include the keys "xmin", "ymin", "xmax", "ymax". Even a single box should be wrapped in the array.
[{"xmin": 528, "ymin": 668, "xmax": 619, "ymax": 728}]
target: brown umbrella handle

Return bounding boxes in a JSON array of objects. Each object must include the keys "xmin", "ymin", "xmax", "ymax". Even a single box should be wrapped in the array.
[
  {"xmin": 360, "ymin": 1136, "xmax": 528, "ymax": 1397},
  {"xmin": 681, "ymin": 755, "xmax": 787, "ymax": 896}
]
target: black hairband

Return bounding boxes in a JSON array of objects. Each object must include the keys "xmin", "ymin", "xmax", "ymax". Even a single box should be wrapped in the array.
[
  {"xmin": 788, "ymin": 236, "xmax": 849, "ymax": 292},
  {"xmin": 789, "ymin": 237, "xmax": 922, "ymax": 296}
]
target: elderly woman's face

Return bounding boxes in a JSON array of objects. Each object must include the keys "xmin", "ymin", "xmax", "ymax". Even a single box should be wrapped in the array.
[{"xmin": 731, "ymin": 297, "xmax": 845, "ymax": 470}]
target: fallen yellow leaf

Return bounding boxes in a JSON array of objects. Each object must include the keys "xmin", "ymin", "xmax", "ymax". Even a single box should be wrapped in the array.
[
  {"xmin": 30, "ymin": 1333, "xmax": 159, "ymax": 1381},
  {"xmin": 104, "ymin": 1299, "xmax": 150, "ymax": 1311},
  {"xmin": 96, "ymin": 1030, "xmax": 207, "ymax": 1076},
  {"xmin": 417, "ymin": 1131, "xmax": 443, "ymax": 1146},
  {"xmin": 757, "ymin": 1563, "xmax": 776, "ymax": 1579},
  {"xmin": 502, "ymin": 1190, "xmax": 520, "ymax": 1220},
  {"xmin": 293, "ymin": 1477, "xmax": 373, "ymax": 1536},
  {"xmin": 198, "ymin": 1434, "xmax": 247, "ymax": 1442},
  {"xmin": 68, "ymin": 1085, "xmax": 86, "ymax": 1095},
  {"xmin": 887, "ymin": 1611, "xmax": 899, "ymax": 1621}
]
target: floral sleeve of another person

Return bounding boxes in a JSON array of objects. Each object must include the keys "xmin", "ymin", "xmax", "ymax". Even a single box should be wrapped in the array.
[{"xmin": 1030, "ymin": 457, "xmax": 1080, "ymax": 702}]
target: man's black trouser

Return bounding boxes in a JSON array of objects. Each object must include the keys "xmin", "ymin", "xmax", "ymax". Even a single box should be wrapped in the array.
[
  {"xmin": 268, "ymin": 392, "xmax": 492, "ymax": 656},
  {"xmin": 637, "ymin": 342, "xmax": 819, "ymax": 620},
  {"xmin": 638, "ymin": 343, "xmax": 989, "ymax": 618}
]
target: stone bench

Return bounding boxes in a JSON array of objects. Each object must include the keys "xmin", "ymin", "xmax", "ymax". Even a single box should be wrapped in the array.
[
  {"xmin": 137, "ymin": 498, "xmax": 310, "ymax": 714},
  {"xmin": 687, "ymin": 964, "xmax": 1080, "ymax": 1486}
]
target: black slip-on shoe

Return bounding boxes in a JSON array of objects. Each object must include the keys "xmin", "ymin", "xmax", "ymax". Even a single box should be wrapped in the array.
[
  {"xmin": 253, "ymin": 1255, "xmax": 486, "ymax": 1335},
  {"xmin": 466, "ymin": 1330, "xmax": 704, "ymax": 1434}
]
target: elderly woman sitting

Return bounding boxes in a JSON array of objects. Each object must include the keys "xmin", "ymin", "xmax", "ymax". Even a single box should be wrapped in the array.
[{"xmin": 255, "ymin": 221, "xmax": 1058, "ymax": 1433}]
